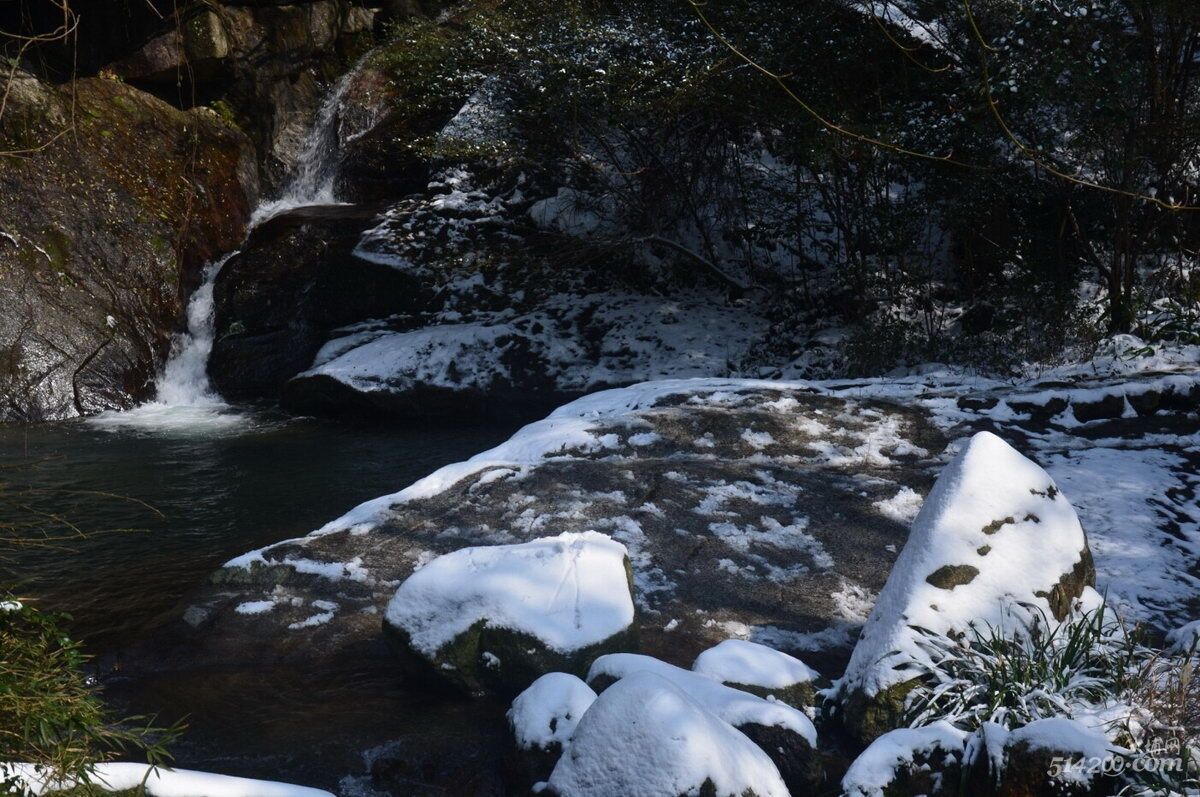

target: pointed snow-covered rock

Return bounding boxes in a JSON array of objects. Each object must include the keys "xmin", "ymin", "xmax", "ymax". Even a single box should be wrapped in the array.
[
  {"xmin": 835, "ymin": 431, "xmax": 1094, "ymax": 743},
  {"xmin": 384, "ymin": 531, "xmax": 638, "ymax": 695}
]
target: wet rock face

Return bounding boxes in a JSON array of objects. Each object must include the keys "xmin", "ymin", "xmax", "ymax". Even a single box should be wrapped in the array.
[
  {"xmin": 208, "ymin": 204, "xmax": 424, "ymax": 401},
  {"xmin": 106, "ymin": 1, "xmax": 375, "ymax": 187},
  {"xmin": 0, "ymin": 74, "xmax": 256, "ymax": 420}
]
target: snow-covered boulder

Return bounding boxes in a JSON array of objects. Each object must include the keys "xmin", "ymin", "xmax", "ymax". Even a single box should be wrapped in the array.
[
  {"xmin": 384, "ymin": 531, "xmax": 638, "ymax": 695},
  {"xmin": 964, "ymin": 719, "xmax": 1126, "ymax": 797},
  {"xmin": 692, "ymin": 638, "xmax": 821, "ymax": 707},
  {"xmin": 507, "ymin": 673, "xmax": 597, "ymax": 786},
  {"xmin": 545, "ymin": 671, "xmax": 789, "ymax": 797},
  {"xmin": 1167, "ymin": 619, "xmax": 1200, "ymax": 653},
  {"xmin": 841, "ymin": 721, "xmax": 969, "ymax": 797},
  {"xmin": 587, "ymin": 653, "xmax": 820, "ymax": 792},
  {"xmin": 835, "ymin": 431, "xmax": 1095, "ymax": 743}
]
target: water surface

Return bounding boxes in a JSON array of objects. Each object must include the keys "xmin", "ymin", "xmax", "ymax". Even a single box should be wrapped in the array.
[{"xmin": 1, "ymin": 413, "xmax": 519, "ymax": 648}]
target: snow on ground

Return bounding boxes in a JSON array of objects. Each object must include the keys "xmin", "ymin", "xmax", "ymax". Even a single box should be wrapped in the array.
[
  {"xmin": 507, "ymin": 673, "xmax": 597, "ymax": 751},
  {"xmin": 545, "ymin": 671, "xmax": 789, "ymax": 797},
  {"xmin": 691, "ymin": 639, "xmax": 819, "ymax": 691},
  {"xmin": 4, "ymin": 763, "xmax": 332, "ymax": 797},
  {"xmin": 1044, "ymin": 446, "xmax": 1200, "ymax": 630},
  {"xmin": 295, "ymin": 292, "xmax": 769, "ymax": 401},
  {"xmin": 217, "ymin": 349, "xmax": 1200, "ymax": 677},
  {"xmin": 385, "ymin": 532, "xmax": 634, "ymax": 656},
  {"xmin": 838, "ymin": 431, "xmax": 1092, "ymax": 700}
]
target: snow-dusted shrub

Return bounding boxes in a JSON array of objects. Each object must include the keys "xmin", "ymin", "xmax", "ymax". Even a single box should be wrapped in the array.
[
  {"xmin": 905, "ymin": 602, "xmax": 1200, "ymax": 795},
  {"xmin": 905, "ymin": 602, "xmax": 1147, "ymax": 730}
]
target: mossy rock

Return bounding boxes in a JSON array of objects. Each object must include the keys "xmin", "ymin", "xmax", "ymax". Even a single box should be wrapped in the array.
[
  {"xmin": 720, "ymin": 679, "xmax": 818, "ymax": 710},
  {"xmin": 738, "ymin": 721, "xmax": 824, "ymax": 794},
  {"xmin": 965, "ymin": 740, "xmax": 1122, "ymax": 797},
  {"xmin": 837, "ymin": 678, "xmax": 921, "ymax": 746},
  {"xmin": 383, "ymin": 618, "xmax": 639, "ymax": 699}
]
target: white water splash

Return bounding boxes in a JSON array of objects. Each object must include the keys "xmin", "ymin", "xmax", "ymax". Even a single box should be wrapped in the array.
[
  {"xmin": 91, "ymin": 65, "xmax": 362, "ymax": 432},
  {"xmin": 89, "ymin": 254, "xmax": 247, "ymax": 432}
]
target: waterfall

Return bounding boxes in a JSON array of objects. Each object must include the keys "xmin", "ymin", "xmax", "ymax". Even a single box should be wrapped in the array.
[
  {"xmin": 90, "ymin": 64, "xmax": 361, "ymax": 430},
  {"xmin": 152, "ymin": 252, "xmax": 236, "ymax": 408},
  {"xmin": 251, "ymin": 65, "xmax": 360, "ymax": 225}
]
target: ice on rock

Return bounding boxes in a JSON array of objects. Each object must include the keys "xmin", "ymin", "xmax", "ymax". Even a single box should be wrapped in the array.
[
  {"xmin": 508, "ymin": 673, "xmax": 597, "ymax": 752},
  {"xmin": 692, "ymin": 639, "xmax": 819, "ymax": 706},
  {"xmin": 835, "ymin": 431, "xmax": 1094, "ymax": 742},
  {"xmin": 545, "ymin": 671, "xmax": 789, "ymax": 797},
  {"xmin": 384, "ymin": 531, "xmax": 637, "ymax": 694}
]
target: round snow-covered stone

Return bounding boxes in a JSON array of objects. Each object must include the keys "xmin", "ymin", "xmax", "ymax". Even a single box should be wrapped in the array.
[
  {"xmin": 546, "ymin": 671, "xmax": 788, "ymax": 797},
  {"xmin": 507, "ymin": 673, "xmax": 597, "ymax": 787},
  {"xmin": 841, "ymin": 721, "xmax": 968, "ymax": 797},
  {"xmin": 692, "ymin": 639, "xmax": 819, "ymax": 705},
  {"xmin": 586, "ymin": 653, "xmax": 820, "ymax": 792},
  {"xmin": 509, "ymin": 673, "xmax": 597, "ymax": 752}
]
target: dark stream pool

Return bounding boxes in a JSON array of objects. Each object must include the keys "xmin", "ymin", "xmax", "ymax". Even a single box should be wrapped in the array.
[{"xmin": 1, "ymin": 409, "xmax": 522, "ymax": 792}]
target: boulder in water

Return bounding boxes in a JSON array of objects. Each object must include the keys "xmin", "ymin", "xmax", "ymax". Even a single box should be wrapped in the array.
[
  {"xmin": 383, "ymin": 532, "xmax": 638, "ymax": 696},
  {"xmin": 834, "ymin": 431, "xmax": 1095, "ymax": 744}
]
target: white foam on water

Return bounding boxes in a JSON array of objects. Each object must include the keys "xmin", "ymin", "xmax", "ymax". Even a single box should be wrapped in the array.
[{"xmin": 88, "ymin": 254, "xmax": 251, "ymax": 433}]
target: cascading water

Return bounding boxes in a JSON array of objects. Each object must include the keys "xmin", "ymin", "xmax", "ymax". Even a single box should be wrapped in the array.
[
  {"xmin": 91, "ymin": 64, "xmax": 361, "ymax": 431},
  {"xmin": 251, "ymin": 64, "xmax": 360, "ymax": 225},
  {"xmin": 152, "ymin": 252, "xmax": 236, "ymax": 408}
]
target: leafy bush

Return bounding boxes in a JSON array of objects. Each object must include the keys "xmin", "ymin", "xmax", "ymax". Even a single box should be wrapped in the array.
[{"xmin": 0, "ymin": 598, "xmax": 180, "ymax": 797}]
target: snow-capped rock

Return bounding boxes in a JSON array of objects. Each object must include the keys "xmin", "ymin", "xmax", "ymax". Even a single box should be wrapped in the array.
[
  {"xmin": 692, "ymin": 638, "xmax": 821, "ymax": 707},
  {"xmin": 587, "ymin": 653, "xmax": 820, "ymax": 792},
  {"xmin": 507, "ymin": 673, "xmax": 598, "ymax": 786},
  {"xmin": 841, "ymin": 721, "xmax": 969, "ymax": 797},
  {"xmin": 3, "ymin": 762, "xmax": 332, "ymax": 797},
  {"xmin": 965, "ymin": 718, "xmax": 1126, "ymax": 797},
  {"xmin": 835, "ymin": 431, "xmax": 1095, "ymax": 743},
  {"xmin": 384, "ymin": 531, "xmax": 637, "ymax": 695},
  {"xmin": 545, "ymin": 671, "xmax": 789, "ymax": 797}
]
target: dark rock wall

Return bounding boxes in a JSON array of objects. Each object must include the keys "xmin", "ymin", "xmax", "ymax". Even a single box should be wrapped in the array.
[{"xmin": 0, "ymin": 73, "xmax": 257, "ymax": 419}]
